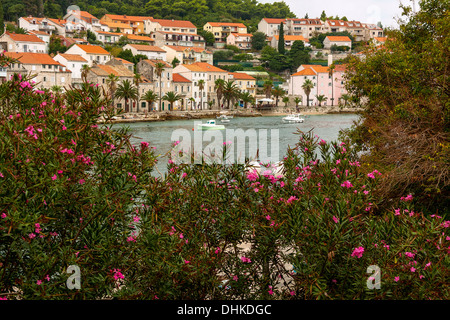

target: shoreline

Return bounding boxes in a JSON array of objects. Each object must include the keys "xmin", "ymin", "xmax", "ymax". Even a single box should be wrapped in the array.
[{"xmin": 103, "ymin": 107, "xmax": 361, "ymax": 124}]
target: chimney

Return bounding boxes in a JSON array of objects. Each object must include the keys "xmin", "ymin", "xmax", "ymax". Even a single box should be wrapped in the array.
[{"xmin": 328, "ymin": 54, "xmax": 333, "ymax": 66}]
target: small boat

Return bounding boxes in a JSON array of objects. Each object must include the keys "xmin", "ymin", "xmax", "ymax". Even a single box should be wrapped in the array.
[
  {"xmin": 197, "ymin": 120, "xmax": 225, "ymax": 130},
  {"xmin": 217, "ymin": 114, "xmax": 231, "ymax": 123},
  {"xmin": 282, "ymin": 114, "xmax": 305, "ymax": 123}
]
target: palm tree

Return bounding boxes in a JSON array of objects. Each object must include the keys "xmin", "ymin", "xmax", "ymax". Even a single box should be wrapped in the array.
[
  {"xmin": 294, "ymin": 96, "xmax": 302, "ymax": 111},
  {"xmin": 154, "ymin": 62, "xmax": 166, "ymax": 111},
  {"xmin": 133, "ymin": 73, "xmax": 141, "ymax": 113},
  {"xmin": 51, "ymin": 85, "xmax": 63, "ymax": 94},
  {"xmin": 271, "ymin": 86, "xmax": 285, "ymax": 108},
  {"xmin": 162, "ymin": 91, "xmax": 182, "ymax": 111},
  {"xmin": 240, "ymin": 91, "xmax": 255, "ymax": 109},
  {"xmin": 222, "ymin": 81, "xmax": 240, "ymax": 110},
  {"xmin": 81, "ymin": 64, "xmax": 91, "ymax": 83},
  {"xmin": 282, "ymin": 96, "xmax": 290, "ymax": 109},
  {"xmin": 263, "ymin": 79, "xmax": 273, "ymax": 99},
  {"xmin": 340, "ymin": 94, "xmax": 351, "ymax": 107},
  {"xmin": 214, "ymin": 78, "xmax": 225, "ymax": 109},
  {"xmin": 197, "ymin": 79, "xmax": 205, "ymax": 110},
  {"xmin": 316, "ymin": 94, "xmax": 327, "ymax": 106},
  {"xmin": 106, "ymin": 73, "xmax": 119, "ymax": 106},
  {"xmin": 302, "ymin": 79, "xmax": 315, "ymax": 107},
  {"xmin": 142, "ymin": 90, "xmax": 158, "ymax": 111},
  {"xmin": 188, "ymin": 97, "xmax": 196, "ymax": 111},
  {"xmin": 115, "ymin": 79, "xmax": 138, "ymax": 113},
  {"xmin": 328, "ymin": 64, "xmax": 335, "ymax": 106}
]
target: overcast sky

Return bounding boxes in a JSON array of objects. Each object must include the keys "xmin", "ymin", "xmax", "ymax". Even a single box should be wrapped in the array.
[{"xmin": 260, "ymin": 0, "xmax": 412, "ymax": 28}]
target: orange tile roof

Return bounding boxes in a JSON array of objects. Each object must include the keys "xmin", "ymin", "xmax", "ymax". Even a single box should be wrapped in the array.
[
  {"xmin": 185, "ymin": 62, "xmax": 227, "ymax": 73},
  {"xmin": 207, "ymin": 22, "xmax": 247, "ymax": 28},
  {"xmin": 113, "ymin": 57, "xmax": 134, "ymax": 65},
  {"xmin": 274, "ymin": 35, "xmax": 309, "ymax": 42},
  {"xmin": 230, "ymin": 33, "xmax": 253, "ymax": 38},
  {"xmin": 121, "ymin": 34, "xmax": 154, "ymax": 42},
  {"xmin": 6, "ymin": 32, "xmax": 45, "ymax": 43},
  {"xmin": 374, "ymin": 37, "xmax": 387, "ymax": 42},
  {"xmin": 141, "ymin": 59, "xmax": 172, "ymax": 68},
  {"xmin": 103, "ymin": 21, "xmax": 133, "ymax": 29},
  {"xmin": 164, "ymin": 45, "xmax": 211, "ymax": 54},
  {"xmin": 230, "ymin": 72, "xmax": 256, "ymax": 80},
  {"xmin": 303, "ymin": 65, "xmax": 330, "ymax": 73},
  {"xmin": 79, "ymin": 11, "xmax": 98, "ymax": 20},
  {"xmin": 29, "ymin": 30, "xmax": 50, "ymax": 36},
  {"xmin": 95, "ymin": 64, "xmax": 134, "ymax": 77},
  {"xmin": 153, "ymin": 19, "xmax": 196, "ymax": 29},
  {"xmin": 48, "ymin": 18, "xmax": 67, "ymax": 27},
  {"xmin": 263, "ymin": 18, "xmax": 287, "ymax": 24},
  {"xmin": 292, "ymin": 68, "xmax": 317, "ymax": 76},
  {"xmin": 102, "ymin": 14, "xmax": 149, "ymax": 22},
  {"xmin": 4, "ymin": 52, "xmax": 59, "ymax": 65},
  {"xmin": 326, "ymin": 36, "xmax": 352, "ymax": 42},
  {"xmin": 173, "ymin": 73, "xmax": 191, "ymax": 83},
  {"xmin": 58, "ymin": 53, "xmax": 88, "ymax": 62},
  {"xmin": 76, "ymin": 44, "xmax": 110, "ymax": 54},
  {"xmin": 128, "ymin": 44, "xmax": 166, "ymax": 52}
]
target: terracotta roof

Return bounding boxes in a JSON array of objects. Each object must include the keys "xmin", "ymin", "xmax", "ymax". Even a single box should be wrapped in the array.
[
  {"xmin": 121, "ymin": 34, "xmax": 154, "ymax": 42},
  {"xmin": 207, "ymin": 22, "xmax": 246, "ymax": 28},
  {"xmin": 173, "ymin": 73, "xmax": 191, "ymax": 83},
  {"xmin": 48, "ymin": 18, "xmax": 67, "ymax": 27},
  {"xmin": 102, "ymin": 14, "xmax": 149, "ymax": 22},
  {"xmin": 5, "ymin": 32, "xmax": 45, "ymax": 43},
  {"xmin": 326, "ymin": 36, "xmax": 352, "ymax": 42},
  {"xmin": 28, "ymin": 30, "xmax": 50, "ymax": 36},
  {"xmin": 94, "ymin": 64, "xmax": 134, "ymax": 77},
  {"xmin": 292, "ymin": 68, "xmax": 317, "ymax": 76},
  {"xmin": 374, "ymin": 37, "xmax": 387, "ymax": 42},
  {"xmin": 141, "ymin": 59, "xmax": 172, "ymax": 68},
  {"xmin": 263, "ymin": 18, "xmax": 287, "ymax": 24},
  {"xmin": 184, "ymin": 62, "xmax": 227, "ymax": 73},
  {"xmin": 95, "ymin": 30, "xmax": 122, "ymax": 36},
  {"xmin": 274, "ymin": 35, "xmax": 309, "ymax": 42},
  {"xmin": 153, "ymin": 19, "xmax": 196, "ymax": 29},
  {"xmin": 289, "ymin": 18, "xmax": 323, "ymax": 25},
  {"xmin": 103, "ymin": 21, "xmax": 133, "ymax": 29},
  {"xmin": 4, "ymin": 52, "xmax": 59, "ymax": 65},
  {"xmin": 333, "ymin": 64, "xmax": 347, "ymax": 72},
  {"xmin": 79, "ymin": 11, "xmax": 98, "ymax": 20},
  {"xmin": 112, "ymin": 57, "xmax": 134, "ymax": 65},
  {"xmin": 75, "ymin": 44, "xmax": 110, "ymax": 54},
  {"xmin": 58, "ymin": 53, "xmax": 88, "ymax": 62},
  {"xmin": 164, "ymin": 45, "xmax": 211, "ymax": 54},
  {"xmin": 230, "ymin": 72, "xmax": 256, "ymax": 80},
  {"xmin": 230, "ymin": 33, "xmax": 253, "ymax": 37},
  {"xmin": 327, "ymin": 20, "xmax": 362, "ymax": 28},
  {"xmin": 127, "ymin": 44, "xmax": 166, "ymax": 52},
  {"xmin": 304, "ymin": 65, "xmax": 330, "ymax": 73},
  {"xmin": 156, "ymin": 31, "xmax": 201, "ymax": 37}
]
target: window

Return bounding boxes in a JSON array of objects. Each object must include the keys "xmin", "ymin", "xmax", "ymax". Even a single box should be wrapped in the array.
[{"xmin": 61, "ymin": 77, "xmax": 65, "ymax": 83}]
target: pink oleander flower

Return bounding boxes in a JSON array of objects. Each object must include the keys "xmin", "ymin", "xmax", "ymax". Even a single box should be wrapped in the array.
[
  {"xmin": 215, "ymin": 247, "xmax": 221, "ymax": 254},
  {"xmin": 233, "ymin": 275, "xmax": 238, "ymax": 281},
  {"xmin": 141, "ymin": 141, "xmax": 149, "ymax": 148},
  {"xmin": 341, "ymin": 180, "xmax": 353, "ymax": 188},
  {"xmin": 184, "ymin": 260, "xmax": 190, "ymax": 264},
  {"xmin": 404, "ymin": 252, "xmax": 415, "ymax": 258},
  {"xmin": 394, "ymin": 276, "xmax": 400, "ymax": 282},
  {"xmin": 351, "ymin": 246, "xmax": 364, "ymax": 258},
  {"xmin": 425, "ymin": 262, "xmax": 431, "ymax": 269},
  {"xmin": 332, "ymin": 216, "xmax": 339, "ymax": 223},
  {"xmin": 240, "ymin": 256, "xmax": 251, "ymax": 263},
  {"xmin": 112, "ymin": 269, "xmax": 125, "ymax": 280},
  {"xmin": 394, "ymin": 208, "xmax": 401, "ymax": 216},
  {"xmin": 336, "ymin": 159, "xmax": 341, "ymax": 165},
  {"xmin": 265, "ymin": 215, "xmax": 271, "ymax": 221},
  {"xmin": 410, "ymin": 267, "xmax": 416, "ymax": 272},
  {"xmin": 400, "ymin": 194, "xmax": 413, "ymax": 201},
  {"xmin": 319, "ymin": 139, "xmax": 326, "ymax": 145},
  {"xmin": 286, "ymin": 196, "xmax": 297, "ymax": 203},
  {"xmin": 268, "ymin": 286, "xmax": 274, "ymax": 295},
  {"xmin": 1, "ymin": 213, "xmax": 6, "ymax": 219},
  {"xmin": 36, "ymin": 280, "xmax": 42, "ymax": 285}
]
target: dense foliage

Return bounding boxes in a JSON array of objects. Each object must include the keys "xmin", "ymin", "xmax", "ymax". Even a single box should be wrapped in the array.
[
  {"xmin": 0, "ymin": 52, "xmax": 448, "ymax": 299},
  {"xmin": 2, "ymin": 0, "xmax": 296, "ymax": 31},
  {"xmin": 343, "ymin": 0, "xmax": 449, "ymax": 215}
]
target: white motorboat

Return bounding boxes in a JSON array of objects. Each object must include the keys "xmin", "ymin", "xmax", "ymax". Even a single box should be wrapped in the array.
[
  {"xmin": 282, "ymin": 114, "xmax": 305, "ymax": 123},
  {"xmin": 197, "ymin": 120, "xmax": 225, "ymax": 130},
  {"xmin": 217, "ymin": 114, "xmax": 231, "ymax": 123}
]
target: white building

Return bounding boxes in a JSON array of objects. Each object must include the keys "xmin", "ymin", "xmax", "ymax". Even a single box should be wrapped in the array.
[
  {"xmin": 0, "ymin": 31, "xmax": 47, "ymax": 53},
  {"xmin": 123, "ymin": 44, "xmax": 166, "ymax": 61},
  {"xmin": 53, "ymin": 53, "xmax": 88, "ymax": 82},
  {"xmin": 64, "ymin": 44, "xmax": 111, "ymax": 66}
]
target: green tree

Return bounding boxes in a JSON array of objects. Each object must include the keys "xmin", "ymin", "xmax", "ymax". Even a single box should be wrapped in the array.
[
  {"xmin": 239, "ymin": 91, "xmax": 255, "ymax": 109},
  {"xmin": 282, "ymin": 96, "xmax": 290, "ymax": 108},
  {"xmin": 214, "ymin": 78, "xmax": 225, "ymax": 109},
  {"xmin": 251, "ymin": 31, "xmax": 267, "ymax": 51},
  {"xmin": 271, "ymin": 86, "xmax": 285, "ymax": 108},
  {"xmin": 263, "ymin": 79, "xmax": 273, "ymax": 99},
  {"xmin": 197, "ymin": 79, "xmax": 205, "ymax": 110},
  {"xmin": 115, "ymin": 79, "xmax": 138, "ymax": 113},
  {"xmin": 294, "ymin": 96, "xmax": 302, "ymax": 111},
  {"xmin": 162, "ymin": 91, "xmax": 182, "ymax": 111},
  {"xmin": 302, "ymin": 79, "xmax": 315, "ymax": 107},
  {"xmin": 142, "ymin": 89, "xmax": 158, "ymax": 111},
  {"xmin": 278, "ymin": 22, "xmax": 285, "ymax": 55},
  {"xmin": 106, "ymin": 73, "xmax": 119, "ymax": 106},
  {"xmin": 344, "ymin": 0, "xmax": 450, "ymax": 212},
  {"xmin": 198, "ymin": 29, "xmax": 215, "ymax": 46},
  {"xmin": 222, "ymin": 80, "xmax": 240, "ymax": 109},
  {"xmin": 171, "ymin": 57, "xmax": 180, "ymax": 68},
  {"xmin": 315, "ymin": 94, "xmax": 327, "ymax": 106},
  {"xmin": 81, "ymin": 64, "xmax": 91, "ymax": 83},
  {"xmin": 320, "ymin": 10, "xmax": 327, "ymax": 21},
  {"xmin": 0, "ymin": 0, "xmax": 4, "ymax": 35},
  {"xmin": 154, "ymin": 62, "xmax": 166, "ymax": 111},
  {"xmin": 48, "ymin": 35, "xmax": 67, "ymax": 55}
]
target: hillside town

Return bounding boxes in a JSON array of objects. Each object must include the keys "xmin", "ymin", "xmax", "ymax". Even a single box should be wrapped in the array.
[{"xmin": 0, "ymin": 8, "xmax": 386, "ymax": 114}]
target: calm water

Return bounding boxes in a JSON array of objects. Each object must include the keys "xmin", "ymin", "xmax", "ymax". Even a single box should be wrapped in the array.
[{"xmin": 113, "ymin": 114, "xmax": 359, "ymax": 175}]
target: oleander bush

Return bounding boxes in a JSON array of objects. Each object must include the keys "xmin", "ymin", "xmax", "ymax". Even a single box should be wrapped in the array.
[{"xmin": 1, "ymin": 64, "xmax": 448, "ymax": 300}]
